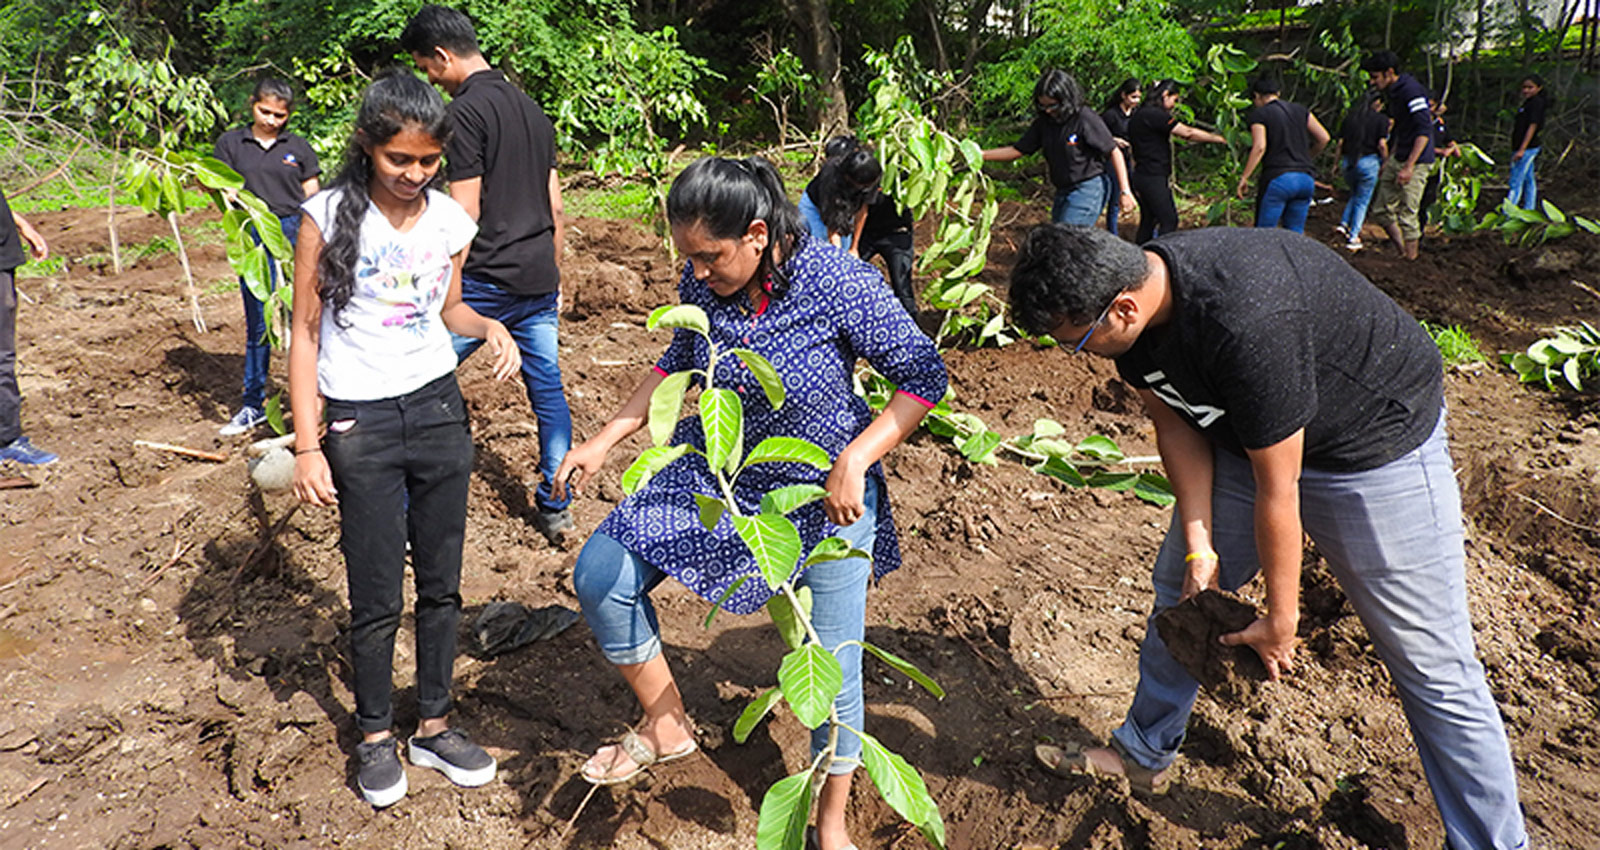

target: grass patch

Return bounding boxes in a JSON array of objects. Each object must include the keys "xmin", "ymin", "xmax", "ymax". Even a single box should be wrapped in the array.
[
  {"xmin": 1423, "ymin": 321, "xmax": 1488, "ymax": 366},
  {"xmin": 14, "ymin": 256, "xmax": 66, "ymax": 279},
  {"xmin": 565, "ymin": 180, "xmax": 658, "ymax": 221}
]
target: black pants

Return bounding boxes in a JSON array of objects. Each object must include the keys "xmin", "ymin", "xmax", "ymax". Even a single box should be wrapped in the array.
[
  {"xmin": 1419, "ymin": 170, "xmax": 1442, "ymax": 228},
  {"xmin": 322, "ymin": 373, "xmax": 474, "ymax": 733},
  {"xmin": 1131, "ymin": 172, "xmax": 1178, "ymax": 244},
  {"xmin": 1, "ymin": 270, "xmax": 19, "ymax": 445},
  {"xmin": 858, "ymin": 230, "xmax": 916, "ymax": 314}
]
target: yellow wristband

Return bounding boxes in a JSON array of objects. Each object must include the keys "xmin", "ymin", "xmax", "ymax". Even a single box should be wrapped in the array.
[{"xmin": 1184, "ymin": 550, "xmax": 1218, "ymax": 563}]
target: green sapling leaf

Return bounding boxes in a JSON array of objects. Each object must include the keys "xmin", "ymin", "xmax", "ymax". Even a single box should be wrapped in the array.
[
  {"xmin": 648, "ymin": 304, "xmax": 711, "ymax": 335},
  {"xmin": 701, "ymin": 387, "xmax": 743, "ymax": 472},
  {"xmin": 803, "ymin": 536, "xmax": 871, "ymax": 568},
  {"xmin": 743, "ymin": 436, "xmax": 832, "ymax": 470},
  {"xmin": 760, "ymin": 484, "xmax": 830, "ymax": 516},
  {"xmin": 732, "ymin": 513, "xmax": 802, "ymax": 589},
  {"xmin": 1085, "ymin": 471, "xmax": 1138, "ymax": 491},
  {"xmin": 732, "ymin": 349, "xmax": 785, "ymax": 408},
  {"xmin": 621, "ymin": 444, "xmax": 691, "ymax": 494},
  {"xmin": 1073, "ymin": 434, "xmax": 1124, "ymax": 463},
  {"xmin": 859, "ymin": 732, "xmax": 946, "ymax": 849},
  {"xmin": 703, "ymin": 574, "xmax": 753, "ymax": 629},
  {"xmin": 1133, "ymin": 473, "xmax": 1177, "ymax": 507},
  {"xmin": 1034, "ymin": 457, "xmax": 1087, "ymax": 487},
  {"xmin": 755, "ymin": 769, "xmax": 813, "ymax": 850},
  {"xmin": 767, "ymin": 592, "xmax": 807, "ymax": 651},
  {"xmin": 734, "ymin": 686, "xmax": 785, "ymax": 743},
  {"xmin": 194, "ymin": 156, "xmax": 245, "ymax": 191},
  {"xmin": 860, "ymin": 641, "xmax": 946, "ymax": 698},
  {"xmin": 693, "ymin": 492, "xmax": 725, "ymax": 530},
  {"xmin": 777, "ymin": 644, "xmax": 843, "ymax": 729},
  {"xmin": 1032, "ymin": 418, "xmax": 1066, "ymax": 439},
  {"xmin": 648, "ymin": 371, "xmax": 693, "ymax": 446}
]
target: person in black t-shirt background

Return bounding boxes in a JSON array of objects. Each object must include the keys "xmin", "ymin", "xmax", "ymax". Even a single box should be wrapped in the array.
[
  {"xmin": 404, "ymin": 5, "xmax": 575, "ymax": 547},
  {"xmin": 1, "ymin": 186, "xmax": 55, "ymax": 465},
  {"xmin": 1125, "ymin": 80, "xmax": 1227, "ymax": 244},
  {"xmin": 1235, "ymin": 77, "xmax": 1329, "ymax": 233},
  {"xmin": 212, "ymin": 78, "xmax": 322, "ymax": 436},
  {"xmin": 1362, "ymin": 51, "xmax": 1436, "ymax": 260},
  {"xmin": 1508, "ymin": 73, "xmax": 1549, "ymax": 210},
  {"xmin": 1099, "ymin": 78, "xmax": 1141, "ymax": 236},
  {"xmin": 1007, "ymin": 225, "xmax": 1528, "ymax": 850},
  {"xmin": 798, "ymin": 136, "xmax": 881, "ymax": 255},
  {"xmin": 982, "ymin": 69, "xmax": 1134, "ymax": 228},
  {"xmin": 1334, "ymin": 90, "xmax": 1388, "ymax": 251}
]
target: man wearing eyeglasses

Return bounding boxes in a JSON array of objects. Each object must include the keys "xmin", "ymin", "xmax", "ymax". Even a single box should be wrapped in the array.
[{"xmin": 1008, "ymin": 224, "xmax": 1526, "ymax": 850}]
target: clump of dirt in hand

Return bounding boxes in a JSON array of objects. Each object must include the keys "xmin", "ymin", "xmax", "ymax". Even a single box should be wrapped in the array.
[{"xmin": 1155, "ymin": 589, "xmax": 1269, "ymax": 701}]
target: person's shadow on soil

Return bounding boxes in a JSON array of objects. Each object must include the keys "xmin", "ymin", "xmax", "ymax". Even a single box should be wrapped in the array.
[{"xmin": 163, "ymin": 343, "xmax": 253, "ymax": 423}]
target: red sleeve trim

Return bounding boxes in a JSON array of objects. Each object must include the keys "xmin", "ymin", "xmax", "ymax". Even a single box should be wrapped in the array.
[
  {"xmin": 895, "ymin": 389, "xmax": 936, "ymax": 409},
  {"xmin": 652, "ymin": 365, "xmax": 670, "ymax": 377}
]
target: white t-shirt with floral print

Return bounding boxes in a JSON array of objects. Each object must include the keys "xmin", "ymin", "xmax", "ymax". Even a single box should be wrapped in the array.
[{"xmin": 302, "ymin": 187, "xmax": 477, "ymax": 401}]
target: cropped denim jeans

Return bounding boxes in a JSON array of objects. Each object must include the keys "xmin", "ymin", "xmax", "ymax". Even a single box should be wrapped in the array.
[
  {"xmin": 1111, "ymin": 412, "xmax": 1526, "ymax": 850},
  {"xmin": 574, "ymin": 478, "xmax": 882, "ymax": 774},
  {"xmin": 1254, "ymin": 171, "xmax": 1314, "ymax": 233},
  {"xmin": 321, "ymin": 374, "xmax": 474, "ymax": 734},
  {"xmin": 239, "ymin": 214, "xmax": 299, "ymax": 409},
  {"xmin": 1339, "ymin": 154, "xmax": 1381, "ymax": 238},
  {"xmin": 798, "ymin": 193, "xmax": 851, "ymax": 252},
  {"xmin": 1507, "ymin": 146, "xmax": 1540, "ymax": 210},
  {"xmin": 451, "ymin": 280, "xmax": 572, "ymax": 512},
  {"xmin": 1051, "ymin": 175, "xmax": 1107, "ymax": 227}
]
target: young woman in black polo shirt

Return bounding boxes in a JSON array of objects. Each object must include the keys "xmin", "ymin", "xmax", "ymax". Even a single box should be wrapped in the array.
[
  {"xmin": 212, "ymin": 78, "xmax": 321, "ymax": 435},
  {"xmin": 982, "ymin": 70, "xmax": 1133, "ymax": 227},
  {"xmin": 1126, "ymin": 79, "xmax": 1227, "ymax": 243},
  {"xmin": 1235, "ymin": 77, "xmax": 1330, "ymax": 233},
  {"xmin": 1508, "ymin": 73, "xmax": 1549, "ymax": 210},
  {"xmin": 1100, "ymin": 78, "xmax": 1141, "ymax": 235}
]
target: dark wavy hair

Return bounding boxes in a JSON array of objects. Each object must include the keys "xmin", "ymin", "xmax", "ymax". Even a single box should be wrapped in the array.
[
  {"xmin": 1033, "ymin": 69, "xmax": 1084, "ymax": 115},
  {"xmin": 1102, "ymin": 77, "xmax": 1141, "ymax": 112},
  {"xmin": 1145, "ymin": 79, "xmax": 1181, "ymax": 110},
  {"xmin": 1009, "ymin": 224, "xmax": 1148, "ymax": 336},
  {"xmin": 666, "ymin": 156, "xmax": 808, "ymax": 299},
  {"xmin": 317, "ymin": 71, "xmax": 452, "ymax": 325},
  {"xmin": 820, "ymin": 149, "xmax": 882, "ymax": 236}
]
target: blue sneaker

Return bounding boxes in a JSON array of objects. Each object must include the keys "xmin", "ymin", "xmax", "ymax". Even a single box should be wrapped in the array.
[
  {"xmin": 219, "ymin": 406, "xmax": 266, "ymax": 437},
  {"xmin": 0, "ymin": 436, "xmax": 57, "ymax": 465}
]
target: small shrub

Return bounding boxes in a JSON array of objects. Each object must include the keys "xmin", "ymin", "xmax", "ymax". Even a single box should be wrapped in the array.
[{"xmin": 1421, "ymin": 321, "xmax": 1487, "ymax": 366}]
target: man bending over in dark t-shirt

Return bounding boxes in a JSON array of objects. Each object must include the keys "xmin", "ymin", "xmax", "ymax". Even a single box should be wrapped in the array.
[
  {"xmin": 1008, "ymin": 224, "xmax": 1529, "ymax": 850},
  {"xmin": 403, "ymin": 5, "xmax": 575, "ymax": 546}
]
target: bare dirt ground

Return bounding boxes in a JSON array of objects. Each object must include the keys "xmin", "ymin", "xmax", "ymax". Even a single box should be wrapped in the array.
[{"xmin": 1, "ymin": 189, "xmax": 1598, "ymax": 850}]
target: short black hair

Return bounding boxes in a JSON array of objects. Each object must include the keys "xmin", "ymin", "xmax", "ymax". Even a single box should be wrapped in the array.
[
  {"xmin": 1361, "ymin": 51, "xmax": 1401, "ymax": 75},
  {"xmin": 1009, "ymin": 224, "xmax": 1148, "ymax": 336},
  {"xmin": 1249, "ymin": 76, "xmax": 1280, "ymax": 96},
  {"xmin": 400, "ymin": 5, "xmax": 481, "ymax": 57}
]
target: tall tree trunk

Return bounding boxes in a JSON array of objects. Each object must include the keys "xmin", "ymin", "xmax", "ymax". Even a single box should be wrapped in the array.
[
  {"xmin": 782, "ymin": 0, "xmax": 848, "ymax": 136},
  {"xmin": 961, "ymin": 0, "xmax": 996, "ymax": 82}
]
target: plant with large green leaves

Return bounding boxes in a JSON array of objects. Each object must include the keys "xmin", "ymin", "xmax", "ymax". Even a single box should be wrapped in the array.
[
  {"xmin": 1478, "ymin": 197, "xmax": 1600, "ymax": 246},
  {"xmin": 1505, "ymin": 322, "xmax": 1600, "ymax": 392},
  {"xmin": 1190, "ymin": 43, "xmax": 1255, "ymax": 226},
  {"xmin": 628, "ymin": 303, "xmax": 946, "ymax": 850},
  {"xmin": 1436, "ymin": 142, "xmax": 1497, "ymax": 234},
  {"xmin": 856, "ymin": 369, "xmax": 1174, "ymax": 507},
  {"xmin": 856, "ymin": 38, "xmax": 1006, "ymax": 349}
]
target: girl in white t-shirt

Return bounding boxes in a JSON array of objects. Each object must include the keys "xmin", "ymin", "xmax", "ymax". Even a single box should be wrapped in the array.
[{"xmin": 287, "ymin": 71, "xmax": 520, "ymax": 809}]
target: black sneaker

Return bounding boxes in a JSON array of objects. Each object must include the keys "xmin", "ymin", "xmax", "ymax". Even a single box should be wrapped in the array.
[
  {"xmin": 356, "ymin": 737, "xmax": 407, "ymax": 807},
  {"xmin": 531, "ymin": 507, "xmax": 575, "ymax": 547},
  {"xmin": 409, "ymin": 728, "xmax": 496, "ymax": 787}
]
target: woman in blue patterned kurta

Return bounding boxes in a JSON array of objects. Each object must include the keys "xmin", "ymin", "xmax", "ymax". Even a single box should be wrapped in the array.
[{"xmin": 554, "ymin": 156, "xmax": 946, "ymax": 850}]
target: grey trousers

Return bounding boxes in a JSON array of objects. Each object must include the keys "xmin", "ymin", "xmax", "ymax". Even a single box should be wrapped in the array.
[
  {"xmin": 1, "ymin": 270, "xmax": 19, "ymax": 444},
  {"xmin": 1113, "ymin": 412, "xmax": 1527, "ymax": 850}
]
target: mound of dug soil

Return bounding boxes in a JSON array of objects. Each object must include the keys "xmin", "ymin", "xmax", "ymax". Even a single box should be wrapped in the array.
[{"xmin": 1155, "ymin": 589, "xmax": 1268, "ymax": 700}]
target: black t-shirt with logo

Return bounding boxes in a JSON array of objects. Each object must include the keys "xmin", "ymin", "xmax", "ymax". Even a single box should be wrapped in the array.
[
  {"xmin": 1115, "ymin": 228, "xmax": 1442, "ymax": 472},
  {"xmin": 446, "ymin": 70, "xmax": 559, "ymax": 296},
  {"xmin": 1512, "ymin": 91, "xmax": 1549, "ymax": 151},
  {"xmin": 1012, "ymin": 107, "xmax": 1115, "ymax": 189},
  {"xmin": 0, "ymin": 187, "xmax": 24, "ymax": 271},
  {"xmin": 212, "ymin": 127, "xmax": 321, "ymax": 218},
  {"xmin": 1383, "ymin": 73, "xmax": 1436, "ymax": 164},
  {"xmin": 1247, "ymin": 98, "xmax": 1315, "ymax": 183},
  {"xmin": 1127, "ymin": 104, "xmax": 1177, "ymax": 178},
  {"xmin": 1340, "ymin": 105, "xmax": 1388, "ymax": 158}
]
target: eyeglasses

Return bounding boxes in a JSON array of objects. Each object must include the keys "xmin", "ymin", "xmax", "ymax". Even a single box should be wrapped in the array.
[{"xmin": 1071, "ymin": 296, "xmax": 1119, "ymax": 353}]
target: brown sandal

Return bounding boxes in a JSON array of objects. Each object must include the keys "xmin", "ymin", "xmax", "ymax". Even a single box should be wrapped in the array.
[{"xmin": 1033, "ymin": 739, "xmax": 1173, "ymax": 795}]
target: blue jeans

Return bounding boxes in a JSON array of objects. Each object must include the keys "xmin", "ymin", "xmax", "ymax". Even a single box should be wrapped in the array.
[
  {"xmin": 239, "ymin": 214, "xmax": 300, "ymax": 409},
  {"xmin": 1102, "ymin": 172, "xmax": 1121, "ymax": 234},
  {"xmin": 1254, "ymin": 171, "xmax": 1314, "ymax": 233},
  {"xmin": 1112, "ymin": 413, "xmax": 1526, "ymax": 850},
  {"xmin": 798, "ymin": 193, "xmax": 850, "ymax": 252},
  {"xmin": 321, "ymin": 374, "xmax": 473, "ymax": 733},
  {"xmin": 1507, "ymin": 146, "xmax": 1540, "ymax": 210},
  {"xmin": 450, "ymin": 279, "xmax": 572, "ymax": 512},
  {"xmin": 574, "ymin": 478, "xmax": 881, "ymax": 774},
  {"xmin": 1340, "ymin": 154, "xmax": 1381, "ymax": 238},
  {"xmin": 1050, "ymin": 176, "xmax": 1107, "ymax": 227}
]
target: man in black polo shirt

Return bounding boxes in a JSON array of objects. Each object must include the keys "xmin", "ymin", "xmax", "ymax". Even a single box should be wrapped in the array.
[
  {"xmin": 1009, "ymin": 225, "xmax": 1528, "ymax": 850},
  {"xmin": 1, "ymin": 186, "xmax": 54, "ymax": 465},
  {"xmin": 1362, "ymin": 51, "xmax": 1436, "ymax": 260},
  {"xmin": 402, "ymin": 5, "xmax": 573, "ymax": 545}
]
